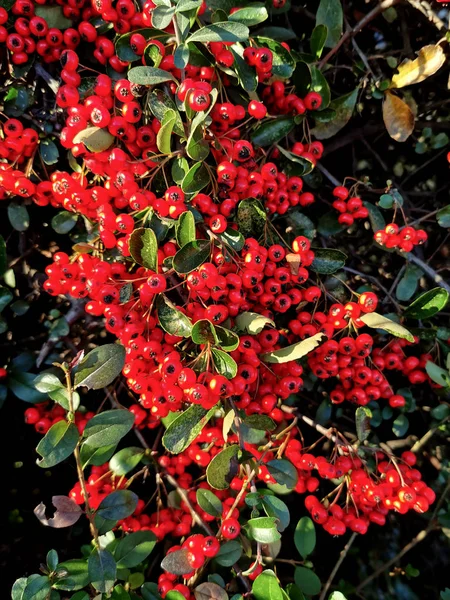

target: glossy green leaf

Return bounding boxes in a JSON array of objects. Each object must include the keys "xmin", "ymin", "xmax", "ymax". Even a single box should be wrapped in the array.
[
  {"xmin": 156, "ymin": 109, "xmax": 176, "ymax": 154},
  {"xmin": 176, "ymin": 211, "xmax": 196, "ymax": 248},
  {"xmin": 252, "ymin": 570, "xmax": 283, "ymax": 600},
  {"xmin": 128, "ymin": 227, "xmax": 158, "ymax": 272},
  {"xmin": 212, "ymin": 348, "xmax": 238, "ymax": 379},
  {"xmin": 128, "ymin": 66, "xmax": 176, "ymax": 85},
  {"xmin": 148, "ymin": 89, "xmax": 185, "ymax": 136},
  {"xmin": 230, "ymin": 44, "xmax": 258, "ymax": 92},
  {"xmin": 115, "ymin": 28, "xmax": 171, "ymax": 62},
  {"xmin": 247, "ymin": 517, "xmax": 281, "ymax": 543},
  {"xmin": 88, "ymin": 548, "xmax": 116, "ymax": 593},
  {"xmin": 217, "ymin": 227, "xmax": 245, "ymax": 251},
  {"xmin": 294, "ymin": 567, "xmax": 321, "ymax": 596},
  {"xmin": 316, "ymin": 0, "xmax": 343, "ymax": 48},
  {"xmin": 36, "ymin": 421, "xmax": 78, "ymax": 468},
  {"xmin": 51, "ymin": 211, "xmax": 78, "ymax": 234},
  {"xmin": 311, "ymin": 248, "xmax": 347, "ymax": 273},
  {"xmin": 196, "ymin": 488, "xmax": 223, "ymax": 517},
  {"xmin": 215, "ymin": 325, "xmax": 239, "ymax": 351},
  {"xmin": 181, "ymin": 162, "xmax": 210, "ymax": 194},
  {"xmin": 115, "ymin": 531, "xmax": 157, "ymax": 568},
  {"xmin": 173, "ymin": 239, "xmax": 211, "ymax": 273},
  {"xmin": 8, "ymin": 202, "xmax": 29, "ymax": 231},
  {"xmin": 251, "ymin": 116, "xmax": 296, "ymax": 147},
  {"xmin": 310, "ymin": 24, "xmax": 328, "ymax": 58},
  {"xmin": 253, "ymin": 36, "xmax": 296, "ymax": 79},
  {"xmin": 109, "ymin": 447, "xmax": 144, "ymax": 476},
  {"xmin": 215, "ymin": 540, "xmax": 242, "ymax": 567},
  {"xmin": 80, "ymin": 441, "xmax": 117, "ymax": 469},
  {"xmin": 262, "ymin": 495, "xmax": 290, "ymax": 532},
  {"xmin": 294, "ymin": 517, "xmax": 316, "ymax": 559},
  {"xmin": 8, "ymin": 371, "xmax": 46, "ymax": 403},
  {"xmin": 163, "ymin": 404, "xmax": 217, "ymax": 454},
  {"xmin": 74, "ymin": 344, "xmax": 126, "ymax": 390},
  {"xmin": 405, "ymin": 288, "xmax": 449, "ymax": 319},
  {"xmin": 40, "ymin": 139, "xmax": 59, "ymax": 165},
  {"xmin": 53, "ymin": 559, "xmax": 90, "ymax": 591},
  {"xmin": 311, "ymin": 89, "xmax": 358, "ymax": 139},
  {"xmin": 396, "ymin": 264, "xmax": 423, "ymax": 302},
  {"xmin": 17, "ymin": 575, "xmax": 51, "ymax": 600},
  {"xmin": 276, "ymin": 145, "xmax": 315, "ymax": 177},
  {"xmin": 267, "ymin": 459, "xmax": 298, "ymax": 489},
  {"xmin": 261, "ymin": 333, "xmax": 324, "ymax": 364},
  {"xmin": 206, "ymin": 444, "xmax": 240, "ymax": 490},
  {"xmin": 97, "ymin": 490, "xmax": 139, "ymax": 520},
  {"xmin": 425, "ymin": 361, "xmax": 450, "ymax": 388},
  {"xmin": 437, "ymin": 205, "xmax": 450, "ymax": 228},
  {"xmin": 237, "ymin": 199, "xmax": 267, "ymax": 238},
  {"xmin": 364, "ymin": 201, "xmax": 385, "ymax": 232},
  {"xmin": 82, "ymin": 410, "xmax": 135, "ymax": 448},
  {"xmin": 191, "ymin": 319, "xmax": 219, "ymax": 344},
  {"xmin": 310, "ymin": 66, "xmax": 331, "ymax": 108},
  {"xmin": 156, "ymin": 294, "xmax": 192, "ymax": 337},
  {"xmin": 228, "ymin": 4, "xmax": 268, "ymax": 26},
  {"xmin": 186, "ymin": 21, "xmax": 249, "ymax": 43}
]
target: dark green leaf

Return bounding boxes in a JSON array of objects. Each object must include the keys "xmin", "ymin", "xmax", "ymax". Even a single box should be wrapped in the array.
[
  {"xmin": 181, "ymin": 162, "xmax": 210, "ymax": 194},
  {"xmin": 35, "ymin": 5, "xmax": 72, "ymax": 28},
  {"xmin": 36, "ymin": 421, "xmax": 78, "ymax": 468},
  {"xmin": 425, "ymin": 361, "xmax": 450, "ymax": 388},
  {"xmin": 8, "ymin": 202, "xmax": 29, "ymax": 231},
  {"xmin": 276, "ymin": 145, "xmax": 315, "ymax": 177},
  {"xmin": 141, "ymin": 582, "xmax": 163, "ymax": 600},
  {"xmin": 156, "ymin": 294, "xmax": 193, "ymax": 338},
  {"xmin": 128, "ymin": 66, "xmax": 176, "ymax": 85},
  {"xmin": 8, "ymin": 371, "xmax": 46, "ymax": 403},
  {"xmin": 310, "ymin": 66, "xmax": 331, "ymax": 108},
  {"xmin": 396, "ymin": 265, "xmax": 423, "ymax": 302},
  {"xmin": 294, "ymin": 567, "xmax": 321, "ymax": 596},
  {"xmin": 252, "ymin": 570, "xmax": 283, "ymax": 600},
  {"xmin": 186, "ymin": 22, "xmax": 249, "ymax": 43},
  {"xmin": 217, "ymin": 227, "xmax": 245, "ymax": 251},
  {"xmin": 212, "ymin": 348, "xmax": 238, "ymax": 379},
  {"xmin": 355, "ymin": 406, "xmax": 372, "ymax": 441},
  {"xmin": 115, "ymin": 28, "xmax": 171, "ymax": 62},
  {"xmin": 247, "ymin": 517, "xmax": 281, "ymax": 543},
  {"xmin": 206, "ymin": 444, "xmax": 240, "ymax": 490},
  {"xmin": 151, "ymin": 5, "xmax": 175, "ymax": 29},
  {"xmin": 262, "ymin": 495, "xmax": 290, "ymax": 532},
  {"xmin": 148, "ymin": 89, "xmax": 185, "ymax": 136},
  {"xmin": 363, "ymin": 201, "xmax": 385, "ymax": 232},
  {"xmin": 88, "ymin": 548, "xmax": 116, "ymax": 593},
  {"xmin": 18, "ymin": 575, "xmax": 51, "ymax": 600},
  {"xmin": 191, "ymin": 319, "xmax": 219, "ymax": 344},
  {"xmin": 40, "ymin": 139, "xmax": 59, "ymax": 165},
  {"xmin": 437, "ymin": 205, "xmax": 450, "ymax": 228},
  {"xmin": 310, "ymin": 24, "xmax": 328, "ymax": 58},
  {"xmin": 163, "ymin": 404, "xmax": 217, "ymax": 454},
  {"xmin": 53, "ymin": 559, "xmax": 90, "ymax": 591},
  {"xmin": 97, "ymin": 490, "xmax": 138, "ymax": 520},
  {"xmin": 109, "ymin": 447, "xmax": 144, "ymax": 475},
  {"xmin": 254, "ymin": 26, "xmax": 296, "ymax": 40},
  {"xmin": 237, "ymin": 199, "xmax": 267, "ymax": 238},
  {"xmin": 115, "ymin": 531, "xmax": 157, "ymax": 568},
  {"xmin": 405, "ymin": 288, "xmax": 449, "ymax": 319},
  {"xmin": 267, "ymin": 459, "xmax": 298, "ymax": 489},
  {"xmin": 294, "ymin": 517, "xmax": 316, "ymax": 559},
  {"xmin": 311, "ymin": 248, "xmax": 347, "ymax": 274},
  {"xmin": 392, "ymin": 414, "xmax": 409, "ymax": 437},
  {"xmin": 129, "ymin": 227, "xmax": 159, "ymax": 272},
  {"xmin": 173, "ymin": 239, "xmax": 211, "ymax": 273},
  {"xmin": 74, "ymin": 344, "xmax": 126, "ymax": 390},
  {"xmin": 52, "ymin": 211, "xmax": 78, "ymax": 235},
  {"xmin": 196, "ymin": 489, "xmax": 223, "ymax": 517},
  {"xmin": 215, "ymin": 325, "xmax": 239, "ymax": 351},
  {"xmin": 156, "ymin": 109, "xmax": 176, "ymax": 154},
  {"xmin": 80, "ymin": 441, "xmax": 117, "ymax": 468},
  {"xmin": 253, "ymin": 37, "xmax": 295, "ymax": 79},
  {"xmin": 230, "ymin": 45, "xmax": 258, "ymax": 92},
  {"xmin": 311, "ymin": 89, "xmax": 358, "ymax": 139},
  {"xmin": 172, "ymin": 156, "xmax": 190, "ymax": 184},
  {"xmin": 228, "ymin": 4, "xmax": 268, "ymax": 26},
  {"xmin": 82, "ymin": 409, "xmax": 135, "ymax": 448},
  {"xmin": 215, "ymin": 540, "xmax": 242, "ymax": 567},
  {"xmin": 0, "ymin": 286, "xmax": 13, "ymax": 312},
  {"xmin": 316, "ymin": 0, "xmax": 343, "ymax": 48},
  {"xmin": 293, "ymin": 61, "xmax": 312, "ymax": 97},
  {"xmin": 174, "ymin": 43, "xmax": 190, "ymax": 68},
  {"xmin": 251, "ymin": 116, "xmax": 296, "ymax": 147},
  {"xmin": 243, "ymin": 414, "xmax": 276, "ymax": 431},
  {"xmin": 317, "ymin": 211, "xmax": 344, "ymax": 236}
]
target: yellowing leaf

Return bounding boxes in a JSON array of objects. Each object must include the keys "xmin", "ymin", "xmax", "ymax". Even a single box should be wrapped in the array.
[
  {"xmin": 72, "ymin": 127, "xmax": 115, "ymax": 152},
  {"xmin": 382, "ymin": 91, "xmax": 414, "ymax": 143},
  {"xmin": 261, "ymin": 332, "xmax": 324, "ymax": 364},
  {"xmin": 359, "ymin": 312, "xmax": 414, "ymax": 342},
  {"xmin": 391, "ymin": 44, "xmax": 445, "ymax": 89}
]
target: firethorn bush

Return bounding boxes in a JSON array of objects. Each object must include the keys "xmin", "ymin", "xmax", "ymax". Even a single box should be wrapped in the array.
[{"xmin": 1, "ymin": 0, "xmax": 450, "ymax": 599}]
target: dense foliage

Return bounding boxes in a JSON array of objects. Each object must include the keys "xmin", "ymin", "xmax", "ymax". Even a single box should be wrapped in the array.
[{"xmin": 1, "ymin": 1, "xmax": 450, "ymax": 599}]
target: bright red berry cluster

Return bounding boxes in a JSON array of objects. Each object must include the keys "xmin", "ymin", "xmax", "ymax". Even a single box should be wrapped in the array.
[
  {"xmin": 374, "ymin": 223, "xmax": 428, "ymax": 251},
  {"xmin": 332, "ymin": 185, "xmax": 369, "ymax": 226}
]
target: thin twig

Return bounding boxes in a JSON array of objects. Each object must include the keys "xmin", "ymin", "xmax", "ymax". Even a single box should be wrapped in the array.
[
  {"xmin": 405, "ymin": 0, "xmax": 447, "ymax": 30},
  {"xmin": 406, "ymin": 253, "xmax": 450, "ymax": 294},
  {"xmin": 319, "ymin": 532, "xmax": 358, "ymax": 600}
]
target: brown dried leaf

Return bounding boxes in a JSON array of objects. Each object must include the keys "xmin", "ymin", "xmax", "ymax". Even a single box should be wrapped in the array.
[
  {"xmin": 34, "ymin": 495, "xmax": 83, "ymax": 528},
  {"xmin": 382, "ymin": 91, "xmax": 415, "ymax": 143},
  {"xmin": 391, "ymin": 44, "xmax": 445, "ymax": 89}
]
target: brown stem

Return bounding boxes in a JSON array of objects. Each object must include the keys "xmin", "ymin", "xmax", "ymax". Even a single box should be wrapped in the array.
[
  {"xmin": 319, "ymin": 532, "xmax": 357, "ymax": 600},
  {"xmin": 406, "ymin": 253, "xmax": 450, "ymax": 294}
]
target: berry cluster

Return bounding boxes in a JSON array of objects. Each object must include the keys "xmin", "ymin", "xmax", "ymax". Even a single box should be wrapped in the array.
[
  {"xmin": 374, "ymin": 223, "xmax": 428, "ymax": 252},
  {"xmin": 331, "ymin": 185, "xmax": 369, "ymax": 226}
]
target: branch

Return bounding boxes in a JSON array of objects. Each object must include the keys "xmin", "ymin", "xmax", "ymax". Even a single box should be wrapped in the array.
[
  {"xmin": 318, "ymin": 0, "xmax": 402, "ymax": 69},
  {"xmin": 406, "ymin": 253, "xmax": 450, "ymax": 294},
  {"xmin": 319, "ymin": 532, "xmax": 357, "ymax": 600},
  {"xmin": 405, "ymin": 0, "xmax": 447, "ymax": 30}
]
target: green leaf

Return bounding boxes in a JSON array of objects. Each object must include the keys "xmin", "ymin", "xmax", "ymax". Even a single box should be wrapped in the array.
[
  {"xmin": 40, "ymin": 139, "xmax": 59, "ymax": 165},
  {"xmin": 163, "ymin": 404, "xmax": 217, "ymax": 454},
  {"xmin": 230, "ymin": 44, "xmax": 258, "ymax": 92},
  {"xmin": 262, "ymin": 495, "xmax": 290, "ymax": 532},
  {"xmin": 72, "ymin": 127, "xmax": 115, "ymax": 152},
  {"xmin": 141, "ymin": 582, "xmax": 163, "ymax": 600},
  {"xmin": 115, "ymin": 28, "xmax": 171, "ymax": 62},
  {"xmin": 311, "ymin": 89, "xmax": 358, "ymax": 139},
  {"xmin": 129, "ymin": 227, "xmax": 159, "ymax": 272},
  {"xmin": 363, "ymin": 201, "xmax": 385, "ymax": 233},
  {"xmin": 88, "ymin": 548, "xmax": 116, "ymax": 593},
  {"xmin": 115, "ymin": 531, "xmax": 157, "ymax": 568},
  {"xmin": 0, "ymin": 286, "xmax": 13, "ymax": 312},
  {"xmin": 128, "ymin": 66, "xmax": 176, "ymax": 85},
  {"xmin": 207, "ymin": 444, "xmax": 240, "ymax": 490},
  {"xmin": 173, "ymin": 239, "xmax": 211, "ymax": 274},
  {"xmin": 437, "ymin": 205, "xmax": 450, "ymax": 228},
  {"xmin": 97, "ymin": 490, "xmax": 138, "ymax": 520},
  {"xmin": 252, "ymin": 570, "xmax": 283, "ymax": 600},
  {"xmin": 405, "ymin": 288, "xmax": 449, "ymax": 319},
  {"xmin": 35, "ymin": 5, "xmax": 72, "ymax": 28},
  {"xmin": 74, "ymin": 344, "xmax": 126, "ymax": 390},
  {"xmin": 160, "ymin": 549, "xmax": 193, "ymax": 575},
  {"xmin": 215, "ymin": 325, "xmax": 240, "ymax": 352},
  {"xmin": 253, "ymin": 37, "xmax": 296, "ymax": 79},
  {"xmin": 181, "ymin": 162, "xmax": 210, "ymax": 194},
  {"xmin": 317, "ymin": 211, "xmax": 343, "ymax": 236},
  {"xmin": 237, "ymin": 199, "xmax": 267, "ymax": 238},
  {"xmin": 267, "ymin": 459, "xmax": 298, "ymax": 489},
  {"xmin": 261, "ymin": 333, "xmax": 324, "ymax": 364},
  {"xmin": 17, "ymin": 575, "xmax": 51, "ymax": 600},
  {"xmin": 109, "ymin": 447, "xmax": 144, "ymax": 476},
  {"xmin": 425, "ymin": 361, "xmax": 450, "ymax": 388},
  {"xmin": 80, "ymin": 441, "xmax": 117, "ymax": 468},
  {"xmin": 51, "ymin": 211, "xmax": 78, "ymax": 234},
  {"xmin": 310, "ymin": 24, "xmax": 328, "ymax": 59},
  {"xmin": 396, "ymin": 264, "xmax": 423, "ymax": 302},
  {"xmin": 176, "ymin": 210, "xmax": 196, "ymax": 248},
  {"xmin": 254, "ymin": 26, "xmax": 296, "ymax": 40},
  {"xmin": 276, "ymin": 145, "xmax": 315, "ymax": 177},
  {"xmin": 316, "ymin": 0, "xmax": 343, "ymax": 48},
  {"xmin": 310, "ymin": 66, "xmax": 331, "ymax": 108},
  {"xmin": 34, "ymin": 371, "xmax": 80, "ymax": 411},
  {"xmin": 8, "ymin": 371, "xmax": 47, "ymax": 403},
  {"xmin": 156, "ymin": 109, "xmax": 176, "ymax": 154},
  {"xmin": 36, "ymin": 421, "xmax": 79, "ymax": 468},
  {"xmin": 8, "ymin": 202, "xmax": 30, "ymax": 231},
  {"xmin": 196, "ymin": 488, "xmax": 223, "ymax": 517},
  {"xmin": 355, "ymin": 406, "xmax": 372, "ymax": 441},
  {"xmin": 228, "ymin": 4, "xmax": 268, "ymax": 26},
  {"xmin": 217, "ymin": 227, "xmax": 245, "ymax": 252},
  {"xmin": 251, "ymin": 116, "xmax": 296, "ymax": 147},
  {"xmin": 294, "ymin": 567, "xmax": 321, "ymax": 596},
  {"xmin": 329, "ymin": 594, "xmax": 347, "ymax": 600},
  {"xmin": 247, "ymin": 517, "xmax": 281, "ymax": 543},
  {"xmin": 0, "ymin": 235, "xmax": 6, "ymax": 276},
  {"xmin": 215, "ymin": 540, "xmax": 242, "ymax": 567},
  {"xmin": 311, "ymin": 248, "xmax": 347, "ymax": 273},
  {"xmin": 212, "ymin": 348, "xmax": 238, "ymax": 379},
  {"xmin": 393, "ymin": 414, "xmax": 409, "ymax": 437},
  {"xmin": 53, "ymin": 559, "xmax": 90, "ymax": 591},
  {"xmin": 235, "ymin": 311, "xmax": 275, "ymax": 335},
  {"xmin": 172, "ymin": 156, "xmax": 190, "ymax": 184},
  {"xmin": 192, "ymin": 319, "xmax": 219, "ymax": 344},
  {"xmin": 186, "ymin": 21, "xmax": 249, "ymax": 43},
  {"xmin": 83, "ymin": 409, "xmax": 135, "ymax": 448},
  {"xmin": 294, "ymin": 517, "xmax": 316, "ymax": 559},
  {"xmin": 359, "ymin": 312, "xmax": 414, "ymax": 342},
  {"xmin": 151, "ymin": 4, "xmax": 175, "ymax": 29},
  {"xmin": 148, "ymin": 89, "xmax": 185, "ymax": 136},
  {"xmin": 156, "ymin": 294, "xmax": 193, "ymax": 338}
]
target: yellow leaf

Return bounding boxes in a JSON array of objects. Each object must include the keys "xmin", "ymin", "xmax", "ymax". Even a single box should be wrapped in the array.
[
  {"xmin": 391, "ymin": 44, "xmax": 445, "ymax": 89},
  {"xmin": 382, "ymin": 91, "xmax": 414, "ymax": 143},
  {"xmin": 359, "ymin": 312, "xmax": 414, "ymax": 342},
  {"xmin": 72, "ymin": 127, "xmax": 115, "ymax": 152}
]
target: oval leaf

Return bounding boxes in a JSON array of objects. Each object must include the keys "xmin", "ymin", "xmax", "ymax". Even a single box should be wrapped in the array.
[
  {"xmin": 114, "ymin": 531, "xmax": 157, "ymax": 568},
  {"xmin": 156, "ymin": 295, "xmax": 192, "ymax": 337},
  {"xmin": 74, "ymin": 344, "xmax": 126, "ymax": 390},
  {"xmin": 391, "ymin": 44, "xmax": 446, "ymax": 88},
  {"xmin": 128, "ymin": 66, "xmax": 176, "ymax": 85},
  {"xmin": 251, "ymin": 116, "xmax": 296, "ymax": 147},
  {"xmin": 359, "ymin": 312, "xmax": 414, "ymax": 342},
  {"xmin": 88, "ymin": 548, "xmax": 116, "ymax": 593},
  {"xmin": 294, "ymin": 517, "xmax": 316, "ymax": 559},
  {"xmin": 97, "ymin": 490, "xmax": 139, "ymax": 520},
  {"xmin": 73, "ymin": 127, "xmax": 114, "ymax": 152},
  {"xmin": 310, "ymin": 248, "xmax": 347, "ymax": 274},
  {"xmin": 383, "ymin": 91, "xmax": 414, "ymax": 143},
  {"xmin": 163, "ymin": 404, "xmax": 217, "ymax": 454},
  {"xmin": 207, "ymin": 444, "xmax": 240, "ymax": 490},
  {"xmin": 128, "ymin": 227, "xmax": 158, "ymax": 271},
  {"xmin": 82, "ymin": 409, "xmax": 135, "ymax": 448},
  {"xmin": 404, "ymin": 288, "xmax": 449, "ymax": 319},
  {"xmin": 252, "ymin": 570, "xmax": 283, "ymax": 600},
  {"xmin": 267, "ymin": 459, "xmax": 298, "ymax": 489},
  {"xmin": 187, "ymin": 22, "xmax": 249, "ymax": 43},
  {"xmin": 196, "ymin": 488, "xmax": 223, "ymax": 517},
  {"xmin": 109, "ymin": 447, "xmax": 144, "ymax": 476},
  {"xmin": 261, "ymin": 333, "xmax": 324, "ymax": 364},
  {"xmin": 294, "ymin": 567, "xmax": 321, "ymax": 596},
  {"xmin": 36, "ymin": 421, "xmax": 79, "ymax": 468},
  {"xmin": 173, "ymin": 240, "xmax": 211, "ymax": 274}
]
